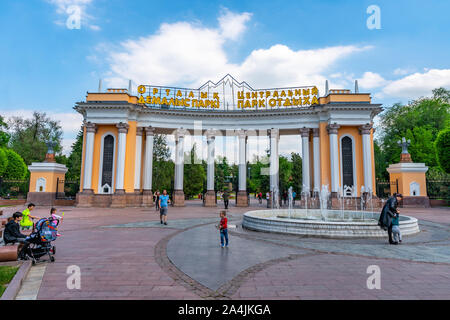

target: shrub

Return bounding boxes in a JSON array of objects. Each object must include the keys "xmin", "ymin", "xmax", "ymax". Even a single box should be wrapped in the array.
[
  {"xmin": 3, "ymin": 149, "xmax": 27, "ymax": 179},
  {"xmin": 435, "ymin": 128, "xmax": 450, "ymax": 174}
]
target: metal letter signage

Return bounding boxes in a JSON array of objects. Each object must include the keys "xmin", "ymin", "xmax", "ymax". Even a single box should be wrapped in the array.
[{"xmin": 137, "ymin": 75, "xmax": 319, "ymax": 111}]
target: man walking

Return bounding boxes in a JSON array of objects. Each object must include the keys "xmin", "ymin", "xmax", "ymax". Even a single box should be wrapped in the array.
[
  {"xmin": 378, "ymin": 193, "xmax": 402, "ymax": 244},
  {"xmin": 159, "ymin": 189, "xmax": 170, "ymax": 225},
  {"xmin": 222, "ymin": 189, "xmax": 229, "ymax": 209}
]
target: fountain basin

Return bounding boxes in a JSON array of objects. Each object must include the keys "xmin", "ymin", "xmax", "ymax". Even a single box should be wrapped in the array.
[{"xmin": 242, "ymin": 209, "xmax": 420, "ymax": 238}]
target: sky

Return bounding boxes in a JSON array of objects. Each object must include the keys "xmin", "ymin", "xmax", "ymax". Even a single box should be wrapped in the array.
[{"xmin": 0, "ymin": 0, "xmax": 449, "ymax": 160}]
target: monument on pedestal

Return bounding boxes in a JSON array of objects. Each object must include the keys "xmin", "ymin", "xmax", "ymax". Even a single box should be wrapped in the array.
[
  {"xmin": 387, "ymin": 137, "xmax": 430, "ymax": 207},
  {"xmin": 27, "ymin": 141, "xmax": 68, "ymax": 206}
]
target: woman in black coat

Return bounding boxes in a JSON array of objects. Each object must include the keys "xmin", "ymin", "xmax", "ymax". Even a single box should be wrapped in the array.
[{"xmin": 378, "ymin": 193, "xmax": 402, "ymax": 244}]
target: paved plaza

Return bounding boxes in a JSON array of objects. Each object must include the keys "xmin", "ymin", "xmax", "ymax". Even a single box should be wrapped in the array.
[{"xmin": 4, "ymin": 200, "xmax": 450, "ymax": 300}]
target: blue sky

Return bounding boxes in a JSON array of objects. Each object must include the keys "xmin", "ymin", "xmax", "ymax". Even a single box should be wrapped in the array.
[{"xmin": 1, "ymin": 0, "xmax": 449, "ymax": 157}]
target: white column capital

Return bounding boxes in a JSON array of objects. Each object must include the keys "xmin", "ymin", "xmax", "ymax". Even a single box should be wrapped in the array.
[
  {"xmin": 269, "ymin": 128, "xmax": 280, "ymax": 140},
  {"xmin": 327, "ymin": 123, "xmax": 340, "ymax": 135},
  {"xmin": 136, "ymin": 127, "xmax": 144, "ymax": 136},
  {"xmin": 84, "ymin": 121, "xmax": 97, "ymax": 133},
  {"xmin": 312, "ymin": 128, "xmax": 320, "ymax": 138},
  {"xmin": 299, "ymin": 127, "xmax": 311, "ymax": 138},
  {"xmin": 145, "ymin": 126, "xmax": 155, "ymax": 136},
  {"xmin": 175, "ymin": 128, "xmax": 188, "ymax": 141},
  {"xmin": 116, "ymin": 122, "xmax": 129, "ymax": 134},
  {"xmin": 358, "ymin": 123, "xmax": 373, "ymax": 135}
]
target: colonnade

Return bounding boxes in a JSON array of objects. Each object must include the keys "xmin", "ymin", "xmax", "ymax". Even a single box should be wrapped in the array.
[{"xmin": 81, "ymin": 122, "xmax": 374, "ymax": 207}]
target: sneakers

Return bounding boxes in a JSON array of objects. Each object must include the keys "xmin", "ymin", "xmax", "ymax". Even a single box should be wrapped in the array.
[
  {"xmin": 160, "ymin": 220, "xmax": 163, "ymax": 224},
  {"xmin": 164, "ymin": 222, "xmax": 167, "ymax": 225}
]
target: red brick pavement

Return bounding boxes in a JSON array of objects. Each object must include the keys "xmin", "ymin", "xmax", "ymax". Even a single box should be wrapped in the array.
[
  {"xmin": 231, "ymin": 253, "xmax": 450, "ymax": 300},
  {"xmin": 4, "ymin": 202, "xmax": 447, "ymax": 300}
]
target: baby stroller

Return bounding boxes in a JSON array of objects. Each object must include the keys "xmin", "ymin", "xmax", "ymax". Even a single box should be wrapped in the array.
[{"xmin": 21, "ymin": 217, "xmax": 59, "ymax": 265}]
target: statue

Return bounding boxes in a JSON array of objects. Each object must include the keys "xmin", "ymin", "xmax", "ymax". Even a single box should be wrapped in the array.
[
  {"xmin": 397, "ymin": 137, "xmax": 412, "ymax": 163},
  {"xmin": 397, "ymin": 137, "xmax": 411, "ymax": 154},
  {"xmin": 44, "ymin": 140, "xmax": 57, "ymax": 162}
]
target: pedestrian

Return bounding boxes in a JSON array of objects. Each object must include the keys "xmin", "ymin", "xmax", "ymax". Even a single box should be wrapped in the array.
[
  {"xmin": 155, "ymin": 190, "xmax": 160, "ymax": 211},
  {"xmin": 257, "ymin": 192, "xmax": 262, "ymax": 204},
  {"xmin": 391, "ymin": 211, "xmax": 402, "ymax": 244},
  {"xmin": 159, "ymin": 189, "xmax": 170, "ymax": 225},
  {"xmin": 378, "ymin": 193, "xmax": 402, "ymax": 244},
  {"xmin": 292, "ymin": 190, "xmax": 296, "ymax": 205},
  {"xmin": 222, "ymin": 189, "xmax": 229, "ymax": 209},
  {"xmin": 283, "ymin": 191, "xmax": 288, "ymax": 206},
  {"xmin": 3, "ymin": 212, "xmax": 27, "ymax": 245},
  {"xmin": 217, "ymin": 210, "xmax": 228, "ymax": 248},
  {"xmin": 21, "ymin": 203, "xmax": 39, "ymax": 231}
]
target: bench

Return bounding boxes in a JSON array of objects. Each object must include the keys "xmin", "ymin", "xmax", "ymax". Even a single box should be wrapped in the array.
[{"xmin": 0, "ymin": 244, "xmax": 19, "ymax": 262}]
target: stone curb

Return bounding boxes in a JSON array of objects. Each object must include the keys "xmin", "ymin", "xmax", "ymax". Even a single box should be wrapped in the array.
[{"xmin": 1, "ymin": 260, "xmax": 32, "ymax": 300}]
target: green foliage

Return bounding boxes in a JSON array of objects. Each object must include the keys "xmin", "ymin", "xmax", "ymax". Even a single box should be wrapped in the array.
[
  {"xmin": 152, "ymin": 134, "xmax": 174, "ymax": 194},
  {"xmin": 0, "ymin": 115, "xmax": 10, "ymax": 148},
  {"xmin": 215, "ymin": 156, "xmax": 231, "ymax": 192},
  {"xmin": 376, "ymin": 87, "xmax": 450, "ymax": 173},
  {"xmin": 183, "ymin": 143, "xmax": 205, "ymax": 197},
  {"xmin": 435, "ymin": 128, "xmax": 450, "ymax": 173},
  {"xmin": 3, "ymin": 149, "xmax": 27, "ymax": 179},
  {"xmin": 279, "ymin": 155, "xmax": 293, "ymax": 192},
  {"xmin": 0, "ymin": 148, "xmax": 7, "ymax": 177},
  {"xmin": 7, "ymin": 112, "xmax": 63, "ymax": 165},
  {"xmin": 66, "ymin": 129, "xmax": 84, "ymax": 181},
  {"xmin": 374, "ymin": 141, "xmax": 388, "ymax": 180},
  {"xmin": 290, "ymin": 152, "xmax": 303, "ymax": 194}
]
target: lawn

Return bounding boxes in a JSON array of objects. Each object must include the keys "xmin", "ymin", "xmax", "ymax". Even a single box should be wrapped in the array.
[{"xmin": 0, "ymin": 266, "xmax": 19, "ymax": 297}]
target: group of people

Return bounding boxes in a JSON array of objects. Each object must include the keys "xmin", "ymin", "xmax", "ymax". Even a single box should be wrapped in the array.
[{"xmin": 3, "ymin": 204, "xmax": 62, "ymax": 259}]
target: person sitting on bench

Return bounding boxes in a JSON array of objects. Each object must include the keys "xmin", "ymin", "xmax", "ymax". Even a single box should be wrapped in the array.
[{"xmin": 3, "ymin": 212, "xmax": 27, "ymax": 245}]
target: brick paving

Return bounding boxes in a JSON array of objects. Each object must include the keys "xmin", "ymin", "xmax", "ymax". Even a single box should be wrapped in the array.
[{"xmin": 2, "ymin": 202, "xmax": 449, "ymax": 300}]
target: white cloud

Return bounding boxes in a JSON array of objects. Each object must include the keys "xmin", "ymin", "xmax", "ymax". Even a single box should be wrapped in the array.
[
  {"xmin": 46, "ymin": 0, "xmax": 100, "ymax": 31},
  {"xmin": 101, "ymin": 9, "xmax": 372, "ymax": 92},
  {"xmin": 393, "ymin": 67, "xmax": 414, "ymax": 76},
  {"xmin": 381, "ymin": 69, "xmax": 450, "ymax": 99},
  {"xmin": 218, "ymin": 8, "xmax": 252, "ymax": 40},
  {"xmin": 357, "ymin": 71, "xmax": 389, "ymax": 89}
]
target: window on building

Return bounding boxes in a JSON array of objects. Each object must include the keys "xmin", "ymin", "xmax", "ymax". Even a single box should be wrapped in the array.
[
  {"xmin": 341, "ymin": 136, "xmax": 354, "ymax": 189},
  {"xmin": 101, "ymin": 135, "xmax": 114, "ymax": 191}
]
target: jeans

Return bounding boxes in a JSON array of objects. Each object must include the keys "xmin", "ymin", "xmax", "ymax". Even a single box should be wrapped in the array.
[
  {"xmin": 220, "ymin": 229, "xmax": 228, "ymax": 247},
  {"xmin": 224, "ymin": 200, "xmax": 229, "ymax": 209},
  {"xmin": 392, "ymin": 225, "xmax": 401, "ymax": 242}
]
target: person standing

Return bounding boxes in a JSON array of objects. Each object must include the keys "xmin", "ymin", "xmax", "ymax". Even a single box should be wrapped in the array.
[
  {"xmin": 378, "ymin": 193, "xmax": 402, "ymax": 244},
  {"xmin": 159, "ymin": 190, "xmax": 170, "ymax": 225},
  {"xmin": 292, "ymin": 190, "xmax": 297, "ymax": 206},
  {"xmin": 217, "ymin": 210, "xmax": 229, "ymax": 248},
  {"xmin": 222, "ymin": 189, "xmax": 229, "ymax": 209},
  {"xmin": 21, "ymin": 203, "xmax": 38, "ymax": 230}
]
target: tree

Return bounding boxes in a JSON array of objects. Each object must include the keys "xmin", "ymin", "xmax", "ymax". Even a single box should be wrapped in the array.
[
  {"xmin": 66, "ymin": 129, "xmax": 84, "ymax": 181},
  {"xmin": 0, "ymin": 115, "xmax": 10, "ymax": 148},
  {"xmin": 3, "ymin": 149, "xmax": 27, "ymax": 179},
  {"xmin": 8, "ymin": 112, "xmax": 63, "ymax": 165},
  {"xmin": 183, "ymin": 143, "xmax": 205, "ymax": 198},
  {"xmin": 0, "ymin": 148, "xmax": 7, "ymax": 177},
  {"xmin": 152, "ymin": 134, "xmax": 174, "ymax": 195},
  {"xmin": 376, "ymin": 87, "xmax": 450, "ymax": 172},
  {"xmin": 290, "ymin": 152, "xmax": 303, "ymax": 194},
  {"xmin": 435, "ymin": 128, "xmax": 450, "ymax": 173},
  {"xmin": 279, "ymin": 155, "xmax": 293, "ymax": 193}
]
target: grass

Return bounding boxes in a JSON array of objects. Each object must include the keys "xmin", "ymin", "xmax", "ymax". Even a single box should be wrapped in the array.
[{"xmin": 0, "ymin": 266, "xmax": 19, "ymax": 297}]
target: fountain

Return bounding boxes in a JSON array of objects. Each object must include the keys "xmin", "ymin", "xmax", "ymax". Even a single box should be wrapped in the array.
[{"xmin": 242, "ymin": 184, "xmax": 420, "ymax": 238}]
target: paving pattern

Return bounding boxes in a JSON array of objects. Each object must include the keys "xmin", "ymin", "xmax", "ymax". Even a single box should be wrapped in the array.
[{"xmin": 2, "ymin": 201, "xmax": 448, "ymax": 300}]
